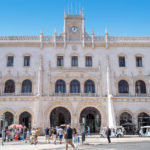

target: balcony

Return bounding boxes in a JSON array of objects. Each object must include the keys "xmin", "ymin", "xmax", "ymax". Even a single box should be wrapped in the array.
[
  {"xmin": 0, "ymin": 92, "xmax": 99, "ymax": 97},
  {"xmin": 0, "ymin": 93, "xmax": 34, "ymax": 97},
  {"xmin": 52, "ymin": 93, "xmax": 99, "ymax": 97},
  {"xmin": 116, "ymin": 93, "xmax": 149, "ymax": 97},
  {"xmin": 51, "ymin": 67, "xmax": 99, "ymax": 72}
]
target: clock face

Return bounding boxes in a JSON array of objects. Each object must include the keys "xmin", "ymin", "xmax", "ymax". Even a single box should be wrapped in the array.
[{"xmin": 71, "ymin": 26, "xmax": 78, "ymax": 33}]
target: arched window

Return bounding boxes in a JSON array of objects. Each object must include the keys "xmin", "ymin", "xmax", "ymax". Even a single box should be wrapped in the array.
[
  {"xmin": 70, "ymin": 80, "xmax": 80, "ymax": 93},
  {"xmin": 138, "ymin": 112, "xmax": 150, "ymax": 128},
  {"xmin": 118, "ymin": 80, "xmax": 129, "ymax": 93},
  {"xmin": 21, "ymin": 80, "xmax": 32, "ymax": 93},
  {"xmin": 4, "ymin": 80, "xmax": 15, "ymax": 93},
  {"xmin": 84, "ymin": 80, "xmax": 95, "ymax": 93},
  {"xmin": 55, "ymin": 80, "xmax": 66, "ymax": 93},
  {"xmin": 135, "ymin": 80, "xmax": 146, "ymax": 94}
]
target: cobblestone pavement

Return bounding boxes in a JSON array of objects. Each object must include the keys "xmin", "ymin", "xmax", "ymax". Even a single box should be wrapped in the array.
[{"xmin": 0, "ymin": 136, "xmax": 150, "ymax": 150}]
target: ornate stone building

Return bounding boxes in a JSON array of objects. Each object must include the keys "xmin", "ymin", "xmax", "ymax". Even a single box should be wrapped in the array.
[{"xmin": 0, "ymin": 11, "xmax": 150, "ymax": 134}]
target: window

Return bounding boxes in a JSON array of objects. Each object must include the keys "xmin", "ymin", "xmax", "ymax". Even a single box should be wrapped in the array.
[
  {"xmin": 138, "ymin": 112, "xmax": 150, "ymax": 128},
  {"xmin": 24, "ymin": 56, "xmax": 30, "ymax": 66},
  {"xmin": 119, "ymin": 56, "xmax": 125, "ymax": 67},
  {"xmin": 57, "ymin": 56, "xmax": 64, "ymax": 67},
  {"xmin": 71, "ymin": 56, "xmax": 78, "ymax": 67},
  {"xmin": 84, "ymin": 80, "xmax": 95, "ymax": 93},
  {"xmin": 7, "ymin": 56, "xmax": 14, "ymax": 66},
  {"xmin": 70, "ymin": 80, "xmax": 80, "ymax": 93},
  {"xmin": 118, "ymin": 80, "xmax": 129, "ymax": 93},
  {"xmin": 86, "ymin": 56, "xmax": 92, "ymax": 67},
  {"xmin": 21, "ymin": 80, "xmax": 32, "ymax": 93},
  {"xmin": 136, "ymin": 57, "xmax": 142, "ymax": 67},
  {"xmin": 135, "ymin": 80, "xmax": 146, "ymax": 94},
  {"xmin": 55, "ymin": 80, "xmax": 66, "ymax": 93},
  {"xmin": 4, "ymin": 80, "xmax": 15, "ymax": 93}
]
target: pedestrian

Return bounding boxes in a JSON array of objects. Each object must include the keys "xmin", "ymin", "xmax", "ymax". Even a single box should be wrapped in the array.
[
  {"xmin": 73, "ymin": 128, "xmax": 79, "ymax": 149},
  {"xmin": 54, "ymin": 127, "xmax": 58, "ymax": 144},
  {"xmin": 57, "ymin": 127, "xmax": 64, "ymax": 144},
  {"xmin": 35, "ymin": 128, "xmax": 39, "ymax": 143},
  {"xmin": 50, "ymin": 127, "xmax": 54, "ymax": 140},
  {"xmin": 87, "ymin": 126, "xmax": 90, "ymax": 136},
  {"xmin": 25, "ymin": 129, "xmax": 30, "ymax": 143},
  {"xmin": 45, "ymin": 127, "xmax": 50, "ymax": 143},
  {"xmin": 106, "ymin": 126, "xmax": 111, "ymax": 143},
  {"xmin": 30, "ymin": 128, "xmax": 36, "ymax": 144},
  {"xmin": 65, "ymin": 124, "xmax": 75, "ymax": 150}
]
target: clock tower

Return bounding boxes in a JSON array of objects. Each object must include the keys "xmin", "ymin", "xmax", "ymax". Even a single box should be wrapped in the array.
[{"xmin": 63, "ymin": 9, "xmax": 85, "ymax": 41}]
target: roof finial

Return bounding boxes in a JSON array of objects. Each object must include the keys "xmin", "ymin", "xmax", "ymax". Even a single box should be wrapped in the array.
[
  {"xmin": 54, "ymin": 28, "xmax": 57, "ymax": 35},
  {"xmin": 105, "ymin": 28, "xmax": 108, "ymax": 35},
  {"xmin": 40, "ymin": 28, "xmax": 43, "ymax": 35},
  {"xmin": 64, "ymin": 8, "xmax": 67, "ymax": 17},
  {"xmin": 82, "ymin": 8, "xmax": 84, "ymax": 17},
  {"xmin": 92, "ymin": 29, "xmax": 95, "ymax": 35}
]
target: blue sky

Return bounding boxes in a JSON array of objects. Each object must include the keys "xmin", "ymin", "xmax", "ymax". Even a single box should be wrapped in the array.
[{"xmin": 0, "ymin": 0, "xmax": 150, "ymax": 36}]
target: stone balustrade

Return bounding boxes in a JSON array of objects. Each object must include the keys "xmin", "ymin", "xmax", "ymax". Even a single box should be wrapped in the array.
[
  {"xmin": 0, "ymin": 92, "xmax": 149, "ymax": 98},
  {"xmin": 51, "ymin": 67, "xmax": 99, "ymax": 72},
  {"xmin": 0, "ymin": 35, "xmax": 150, "ymax": 43},
  {"xmin": 116, "ymin": 93, "xmax": 149, "ymax": 97}
]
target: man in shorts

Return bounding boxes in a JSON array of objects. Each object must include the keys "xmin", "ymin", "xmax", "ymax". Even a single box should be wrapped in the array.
[
  {"xmin": 45, "ymin": 127, "xmax": 50, "ymax": 143},
  {"xmin": 65, "ymin": 125, "xmax": 75, "ymax": 150},
  {"xmin": 57, "ymin": 127, "xmax": 63, "ymax": 144}
]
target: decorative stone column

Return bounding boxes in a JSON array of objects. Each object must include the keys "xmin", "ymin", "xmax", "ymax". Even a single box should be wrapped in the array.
[
  {"xmin": 80, "ymin": 81, "xmax": 84, "ymax": 94},
  {"xmin": 71, "ymin": 111, "xmax": 78, "ymax": 128},
  {"xmin": 0, "ymin": 82, "xmax": 2, "ymax": 95},
  {"xmin": 133, "ymin": 114, "xmax": 137, "ymax": 128},
  {"xmin": 14, "ymin": 115, "xmax": 18, "ymax": 124},
  {"xmin": 15, "ymin": 82, "xmax": 21, "ymax": 95},
  {"xmin": 131, "ymin": 76, "xmax": 135, "ymax": 96},
  {"xmin": 1, "ymin": 83, "xmax": 5, "ymax": 94},
  {"xmin": 66, "ymin": 82, "xmax": 70, "ymax": 94}
]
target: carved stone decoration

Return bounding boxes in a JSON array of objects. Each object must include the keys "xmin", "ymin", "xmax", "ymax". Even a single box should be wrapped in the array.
[
  {"xmin": 80, "ymin": 74, "xmax": 83, "ymax": 78},
  {"xmin": 65, "ymin": 74, "xmax": 69, "ymax": 78},
  {"xmin": 72, "ymin": 45, "xmax": 77, "ymax": 51},
  {"xmin": 8, "ymin": 69, "xmax": 11, "ymax": 76}
]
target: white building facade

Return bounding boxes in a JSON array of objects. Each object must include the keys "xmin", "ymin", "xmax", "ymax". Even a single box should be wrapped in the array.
[{"xmin": 0, "ymin": 11, "xmax": 150, "ymax": 134}]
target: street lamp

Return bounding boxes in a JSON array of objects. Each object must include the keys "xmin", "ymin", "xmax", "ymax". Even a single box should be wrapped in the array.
[{"xmin": 81, "ymin": 117, "xmax": 85, "ymax": 144}]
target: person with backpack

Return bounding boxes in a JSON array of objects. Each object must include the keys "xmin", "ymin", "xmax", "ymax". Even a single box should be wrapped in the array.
[
  {"xmin": 65, "ymin": 125, "xmax": 75, "ymax": 150},
  {"xmin": 106, "ymin": 126, "xmax": 111, "ymax": 143}
]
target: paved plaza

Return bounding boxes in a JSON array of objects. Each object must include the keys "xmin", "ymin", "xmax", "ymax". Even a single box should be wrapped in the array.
[{"xmin": 0, "ymin": 136, "xmax": 150, "ymax": 150}]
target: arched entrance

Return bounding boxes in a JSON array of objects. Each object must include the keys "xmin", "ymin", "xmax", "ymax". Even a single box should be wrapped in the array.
[
  {"xmin": 19, "ymin": 111, "xmax": 32, "ymax": 129},
  {"xmin": 120, "ymin": 112, "xmax": 133, "ymax": 134},
  {"xmin": 80, "ymin": 107, "xmax": 101, "ymax": 133},
  {"xmin": 1, "ymin": 112, "xmax": 14, "ymax": 128},
  {"xmin": 50, "ymin": 107, "xmax": 71, "ymax": 127},
  {"xmin": 138, "ymin": 112, "xmax": 150, "ymax": 128}
]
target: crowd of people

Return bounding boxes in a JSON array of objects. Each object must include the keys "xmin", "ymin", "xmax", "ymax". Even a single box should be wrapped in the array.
[
  {"xmin": 1, "ymin": 125, "xmax": 79, "ymax": 149},
  {"xmin": 1, "ymin": 127, "xmax": 40, "ymax": 145},
  {"xmin": 44, "ymin": 125, "xmax": 79, "ymax": 150},
  {"xmin": 1, "ymin": 125, "xmax": 113, "ymax": 150}
]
